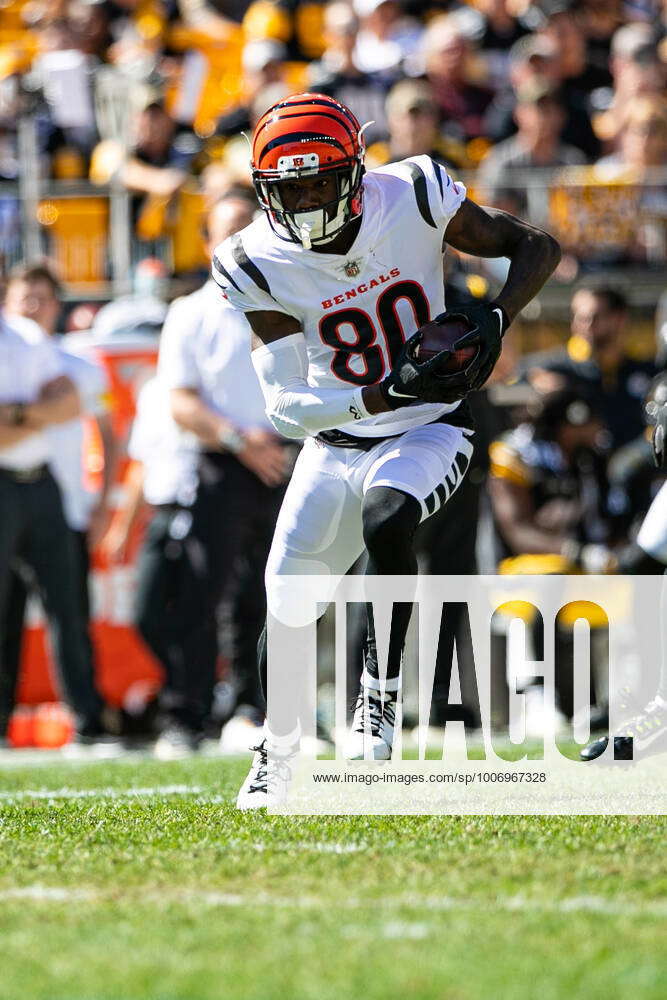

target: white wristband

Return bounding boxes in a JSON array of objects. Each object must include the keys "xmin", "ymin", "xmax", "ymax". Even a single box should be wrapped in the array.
[{"xmin": 348, "ymin": 386, "xmax": 371, "ymax": 424}]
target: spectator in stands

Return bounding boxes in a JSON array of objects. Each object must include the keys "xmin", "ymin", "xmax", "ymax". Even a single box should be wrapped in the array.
[
  {"xmin": 216, "ymin": 39, "xmax": 288, "ymax": 139},
  {"xmin": 594, "ymin": 96, "xmax": 667, "ymax": 260},
  {"xmin": 0, "ymin": 73, "xmax": 21, "ymax": 181},
  {"xmin": 478, "ymin": 78, "xmax": 586, "ymax": 217},
  {"xmin": 611, "ymin": 22, "xmax": 662, "ymax": 99},
  {"xmin": 352, "ymin": 0, "xmax": 422, "ymax": 80},
  {"xmin": 488, "ymin": 387, "xmax": 616, "ymax": 734},
  {"xmin": 576, "ymin": 0, "xmax": 625, "ymax": 79},
  {"xmin": 474, "ymin": 0, "xmax": 527, "ymax": 90},
  {"xmin": 537, "ymin": 2, "xmax": 612, "ymax": 96},
  {"xmin": 309, "ymin": 1, "xmax": 389, "ymax": 145},
  {"xmin": 121, "ymin": 100, "xmax": 199, "ymax": 201},
  {"xmin": 482, "ymin": 33, "xmax": 599, "ymax": 159},
  {"xmin": 68, "ymin": 1, "xmax": 112, "ymax": 59},
  {"xmin": 32, "ymin": 14, "xmax": 99, "ymax": 163},
  {"xmin": 594, "ymin": 24, "xmax": 664, "ymax": 146},
  {"xmin": 0, "ymin": 291, "xmax": 110, "ymax": 745},
  {"xmin": 520, "ymin": 284, "xmax": 656, "ymax": 451},
  {"xmin": 421, "ymin": 13, "xmax": 494, "ymax": 143},
  {"xmin": 597, "ymin": 95, "xmax": 667, "ymax": 175},
  {"xmin": 365, "ymin": 78, "xmax": 467, "ymax": 169},
  {"xmin": 151, "ymin": 190, "xmax": 291, "ymax": 756}
]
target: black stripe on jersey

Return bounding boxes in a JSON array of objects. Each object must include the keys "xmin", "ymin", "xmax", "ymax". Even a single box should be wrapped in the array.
[
  {"xmin": 230, "ymin": 234, "xmax": 272, "ymax": 296},
  {"xmin": 260, "ymin": 130, "xmax": 347, "ymax": 160},
  {"xmin": 406, "ymin": 161, "xmax": 437, "ymax": 228},
  {"xmin": 433, "ymin": 159, "xmax": 445, "ymax": 201},
  {"xmin": 212, "ymin": 253, "xmax": 240, "ymax": 292}
]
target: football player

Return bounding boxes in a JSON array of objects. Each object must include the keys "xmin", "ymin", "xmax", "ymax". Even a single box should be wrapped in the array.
[
  {"xmin": 581, "ymin": 392, "xmax": 667, "ymax": 761},
  {"xmin": 212, "ymin": 93, "xmax": 561, "ymax": 808}
]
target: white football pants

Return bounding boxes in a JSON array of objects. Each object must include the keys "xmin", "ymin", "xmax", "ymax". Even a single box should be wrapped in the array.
[{"xmin": 265, "ymin": 421, "xmax": 474, "ymax": 626}]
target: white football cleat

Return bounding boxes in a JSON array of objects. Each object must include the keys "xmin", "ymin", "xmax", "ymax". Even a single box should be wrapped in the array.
[
  {"xmin": 345, "ymin": 684, "xmax": 397, "ymax": 761},
  {"xmin": 235, "ymin": 737, "xmax": 298, "ymax": 810}
]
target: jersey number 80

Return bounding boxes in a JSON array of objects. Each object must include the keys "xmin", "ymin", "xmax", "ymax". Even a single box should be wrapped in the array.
[{"xmin": 319, "ymin": 280, "xmax": 430, "ymax": 386}]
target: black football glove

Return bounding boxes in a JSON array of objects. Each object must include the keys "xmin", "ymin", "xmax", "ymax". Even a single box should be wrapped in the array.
[
  {"xmin": 379, "ymin": 332, "xmax": 465, "ymax": 408},
  {"xmin": 440, "ymin": 301, "xmax": 510, "ymax": 393},
  {"xmin": 379, "ymin": 303, "xmax": 510, "ymax": 408},
  {"xmin": 652, "ymin": 400, "xmax": 667, "ymax": 468}
]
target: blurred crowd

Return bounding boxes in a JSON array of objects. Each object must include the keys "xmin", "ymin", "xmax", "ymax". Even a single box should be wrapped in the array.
[{"xmin": 0, "ymin": 0, "xmax": 667, "ymax": 274}]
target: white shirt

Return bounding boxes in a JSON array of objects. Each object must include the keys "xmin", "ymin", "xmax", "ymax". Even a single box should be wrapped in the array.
[
  {"xmin": 158, "ymin": 281, "xmax": 271, "ymax": 432},
  {"xmin": 46, "ymin": 344, "xmax": 110, "ymax": 530},
  {"xmin": 128, "ymin": 377, "xmax": 198, "ymax": 507},
  {"xmin": 353, "ymin": 23, "xmax": 422, "ymax": 75},
  {"xmin": 213, "ymin": 156, "xmax": 466, "ymax": 438},
  {"xmin": 0, "ymin": 311, "xmax": 65, "ymax": 469}
]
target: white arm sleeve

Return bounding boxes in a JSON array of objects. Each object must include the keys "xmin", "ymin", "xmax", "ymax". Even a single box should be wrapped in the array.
[{"xmin": 251, "ymin": 333, "xmax": 372, "ymax": 440}]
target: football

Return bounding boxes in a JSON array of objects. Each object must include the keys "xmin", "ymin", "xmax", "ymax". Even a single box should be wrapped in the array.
[{"xmin": 415, "ymin": 315, "xmax": 477, "ymax": 372}]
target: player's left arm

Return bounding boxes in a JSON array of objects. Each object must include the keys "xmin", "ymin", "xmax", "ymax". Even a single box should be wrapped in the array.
[{"xmin": 444, "ymin": 200, "xmax": 561, "ymax": 323}]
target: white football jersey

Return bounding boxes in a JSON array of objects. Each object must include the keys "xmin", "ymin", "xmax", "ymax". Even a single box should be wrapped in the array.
[{"xmin": 212, "ymin": 155, "xmax": 467, "ymax": 437}]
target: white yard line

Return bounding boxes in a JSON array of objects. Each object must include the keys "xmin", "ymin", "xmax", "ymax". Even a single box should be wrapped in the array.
[
  {"xmin": 1, "ymin": 885, "xmax": 665, "ymax": 918},
  {"xmin": 242, "ymin": 840, "xmax": 366, "ymax": 854},
  {"xmin": 0, "ymin": 785, "xmax": 203, "ymax": 802},
  {"xmin": 0, "ymin": 887, "xmax": 94, "ymax": 901}
]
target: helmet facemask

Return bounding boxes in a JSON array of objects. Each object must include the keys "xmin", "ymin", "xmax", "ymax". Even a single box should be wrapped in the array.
[{"xmin": 253, "ymin": 155, "xmax": 364, "ymax": 249}]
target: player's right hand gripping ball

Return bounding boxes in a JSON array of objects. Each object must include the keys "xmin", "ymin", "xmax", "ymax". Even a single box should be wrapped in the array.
[
  {"xmin": 435, "ymin": 302, "xmax": 510, "ymax": 393},
  {"xmin": 380, "ymin": 304, "xmax": 509, "ymax": 408},
  {"xmin": 378, "ymin": 327, "xmax": 467, "ymax": 408}
]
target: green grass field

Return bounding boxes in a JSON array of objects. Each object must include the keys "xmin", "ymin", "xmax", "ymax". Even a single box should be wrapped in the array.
[{"xmin": 1, "ymin": 753, "xmax": 665, "ymax": 1000}]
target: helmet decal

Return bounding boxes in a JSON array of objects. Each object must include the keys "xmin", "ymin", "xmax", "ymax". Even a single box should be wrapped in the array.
[{"xmin": 250, "ymin": 93, "xmax": 366, "ymax": 248}]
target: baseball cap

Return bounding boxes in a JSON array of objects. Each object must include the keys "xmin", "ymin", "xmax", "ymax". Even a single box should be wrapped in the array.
[
  {"xmin": 522, "ymin": 0, "xmax": 572, "ymax": 29},
  {"xmin": 611, "ymin": 23, "xmax": 656, "ymax": 60},
  {"xmin": 515, "ymin": 77, "xmax": 561, "ymax": 106},
  {"xmin": 508, "ymin": 34, "xmax": 557, "ymax": 67},
  {"xmin": 386, "ymin": 79, "xmax": 437, "ymax": 116}
]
